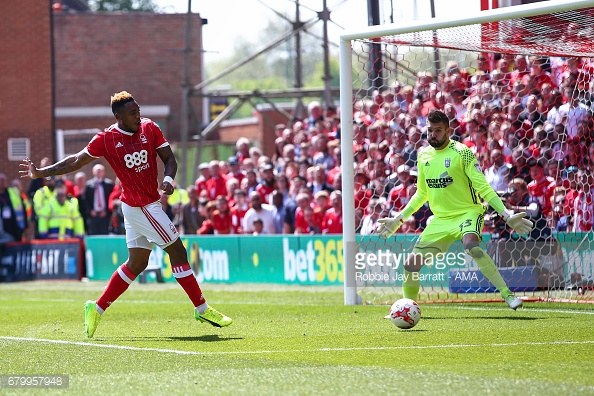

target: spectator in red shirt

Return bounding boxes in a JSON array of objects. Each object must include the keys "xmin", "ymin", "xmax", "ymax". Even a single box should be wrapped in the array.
[
  {"xmin": 302, "ymin": 206, "xmax": 321, "ymax": 234},
  {"xmin": 561, "ymin": 57, "xmax": 592, "ymax": 93},
  {"xmin": 236, "ymin": 137, "xmax": 250, "ymax": 164},
  {"xmin": 562, "ymin": 166, "xmax": 579, "ymax": 216},
  {"xmin": 256, "ymin": 164, "xmax": 276, "ymax": 203},
  {"xmin": 73, "ymin": 171, "xmax": 87, "ymax": 198},
  {"xmin": 293, "ymin": 192, "xmax": 314, "ymax": 234},
  {"xmin": 527, "ymin": 158, "xmax": 556, "ymax": 217},
  {"xmin": 225, "ymin": 177, "xmax": 239, "ymax": 208},
  {"xmin": 528, "ymin": 56, "xmax": 556, "ymax": 91},
  {"xmin": 205, "ymin": 160, "xmax": 228, "ymax": 201},
  {"xmin": 572, "ymin": 169, "xmax": 594, "ymax": 232},
  {"xmin": 322, "ymin": 190, "xmax": 343, "ymax": 234},
  {"xmin": 197, "ymin": 201, "xmax": 217, "ymax": 235},
  {"xmin": 388, "ymin": 165, "xmax": 414, "ymax": 211},
  {"xmin": 326, "ymin": 147, "xmax": 341, "ymax": 186},
  {"xmin": 226, "ymin": 156, "xmax": 244, "ymax": 184},
  {"xmin": 354, "ymin": 172, "xmax": 371, "ymax": 215},
  {"xmin": 230, "ymin": 189, "xmax": 248, "ymax": 234},
  {"xmin": 211, "ymin": 195, "xmax": 233, "ymax": 234},
  {"xmin": 60, "ymin": 175, "xmax": 75, "ymax": 197},
  {"xmin": 314, "ymin": 190, "xmax": 329, "ymax": 216},
  {"xmin": 195, "ymin": 162, "xmax": 211, "ymax": 196}
]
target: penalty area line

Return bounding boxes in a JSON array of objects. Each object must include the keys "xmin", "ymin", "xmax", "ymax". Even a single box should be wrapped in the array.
[{"xmin": 1, "ymin": 336, "xmax": 593, "ymax": 356}]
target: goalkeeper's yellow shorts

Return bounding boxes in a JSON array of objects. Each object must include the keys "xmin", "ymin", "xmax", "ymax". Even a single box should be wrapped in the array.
[{"xmin": 413, "ymin": 209, "xmax": 486, "ymax": 255}]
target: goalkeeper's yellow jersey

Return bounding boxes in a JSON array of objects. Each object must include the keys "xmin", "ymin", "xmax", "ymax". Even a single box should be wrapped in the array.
[{"xmin": 401, "ymin": 140, "xmax": 503, "ymax": 220}]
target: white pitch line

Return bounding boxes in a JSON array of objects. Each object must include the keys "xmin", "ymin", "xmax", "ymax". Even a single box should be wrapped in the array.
[{"xmin": 1, "ymin": 336, "xmax": 594, "ymax": 356}]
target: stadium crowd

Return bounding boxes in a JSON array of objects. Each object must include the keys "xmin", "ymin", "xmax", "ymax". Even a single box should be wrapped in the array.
[{"xmin": 1, "ymin": 54, "xmax": 594, "ymax": 244}]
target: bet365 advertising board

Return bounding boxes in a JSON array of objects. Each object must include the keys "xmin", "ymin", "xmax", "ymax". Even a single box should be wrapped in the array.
[
  {"xmin": 85, "ymin": 235, "xmax": 345, "ymax": 285},
  {"xmin": 84, "ymin": 233, "xmax": 593, "ymax": 289}
]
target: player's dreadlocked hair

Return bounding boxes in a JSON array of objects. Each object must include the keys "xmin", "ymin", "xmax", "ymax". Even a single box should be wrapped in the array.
[
  {"xmin": 427, "ymin": 108, "xmax": 450, "ymax": 127},
  {"xmin": 110, "ymin": 91, "xmax": 135, "ymax": 115}
]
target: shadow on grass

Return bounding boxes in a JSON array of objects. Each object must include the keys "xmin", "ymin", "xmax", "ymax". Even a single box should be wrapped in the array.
[
  {"xmin": 397, "ymin": 329, "xmax": 429, "ymax": 332},
  {"xmin": 103, "ymin": 335, "xmax": 244, "ymax": 342},
  {"xmin": 422, "ymin": 316, "xmax": 556, "ymax": 321}
]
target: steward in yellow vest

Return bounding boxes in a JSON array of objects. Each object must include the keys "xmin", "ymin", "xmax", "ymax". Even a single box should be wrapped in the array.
[{"xmin": 37, "ymin": 186, "xmax": 84, "ymax": 240}]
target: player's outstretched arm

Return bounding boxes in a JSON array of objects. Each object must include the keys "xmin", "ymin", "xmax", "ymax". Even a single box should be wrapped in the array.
[
  {"xmin": 19, "ymin": 150, "xmax": 95, "ymax": 180},
  {"xmin": 157, "ymin": 145, "xmax": 177, "ymax": 195}
]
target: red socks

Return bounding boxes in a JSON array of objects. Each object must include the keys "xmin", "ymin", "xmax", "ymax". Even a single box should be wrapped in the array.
[
  {"xmin": 97, "ymin": 263, "xmax": 137, "ymax": 312},
  {"xmin": 172, "ymin": 263, "xmax": 205, "ymax": 307},
  {"xmin": 96, "ymin": 262, "xmax": 204, "ymax": 313}
]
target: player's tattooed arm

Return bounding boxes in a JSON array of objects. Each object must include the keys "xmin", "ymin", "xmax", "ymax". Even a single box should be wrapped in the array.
[
  {"xmin": 157, "ymin": 145, "xmax": 177, "ymax": 195},
  {"xmin": 157, "ymin": 145, "xmax": 178, "ymax": 181},
  {"xmin": 19, "ymin": 150, "xmax": 95, "ymax": 179}
]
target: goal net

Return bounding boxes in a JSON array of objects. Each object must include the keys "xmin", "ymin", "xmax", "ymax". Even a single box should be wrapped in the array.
[{"xmin": 339, "ymin": 0, "xmax": 594, "ymax": 305}]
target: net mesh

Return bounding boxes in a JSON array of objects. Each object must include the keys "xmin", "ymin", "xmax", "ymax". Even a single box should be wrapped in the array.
[{"xmin": 351, "ymin": 6, "xmax": 594, "ymax": 305}]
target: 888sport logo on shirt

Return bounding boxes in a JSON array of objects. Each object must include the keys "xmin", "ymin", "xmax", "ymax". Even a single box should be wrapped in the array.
[{"xmin": 124, "ymin": 150, "xmax": 150, "ymax": 172}]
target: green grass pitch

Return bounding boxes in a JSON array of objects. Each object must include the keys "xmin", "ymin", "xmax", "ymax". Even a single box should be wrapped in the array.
[{"xmin": 1, "ymin": 281, "xmax": 593, "ymax": 395}]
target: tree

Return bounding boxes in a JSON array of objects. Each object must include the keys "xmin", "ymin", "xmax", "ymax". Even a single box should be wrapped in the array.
[
  {"xmin": 203, "ymin": 15, "xmax": 339, "ymax": 119},
  {"xmin": 205, "ymin": 17, "xmax": 330, "ymax": 90},
  {"xmin": 85, "ymin": 0, "xmax": 159, "ymax": 12}
]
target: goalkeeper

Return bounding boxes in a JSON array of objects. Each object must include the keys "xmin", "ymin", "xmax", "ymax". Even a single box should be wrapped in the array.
[{"xmin": 377, "ymin": 109, "xmax": 533, "ymax": 310}]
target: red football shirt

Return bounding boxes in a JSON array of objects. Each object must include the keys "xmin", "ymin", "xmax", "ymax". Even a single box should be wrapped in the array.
[
  {"xmin": 528, "ymin": 176, "xmax": 556, "ymax": 216},
  {"xmin": 388, "ymin": 184, "xmax": 409, "ymax": 212},
  {"xmin": 256, "ymin": 183, "xmax": 275, "ymax": 204},
  {"xmin": 205, "ymin": 176, "xmax": 227, "ymax": 200},
  {"xmin": 322, "ymin": 208, "xmax": 343, "ymax": 234},
  {"xmin": 212, "ymin": 210, "xmax": 233, "ymax": 234},
  {"xmin": 294, "ymin": 206, "xmax": 320, "ymax": 233},
  {"xmin": 230, "ymin": 205, "xmax": 248, "ymax": 234},
  {"xmin": 195, "ymin": 176, "xmax": 209, "ymax": 196},
  {"xmin": 85, "ymin": 118, "xmax": 168, "ymax": 207}
]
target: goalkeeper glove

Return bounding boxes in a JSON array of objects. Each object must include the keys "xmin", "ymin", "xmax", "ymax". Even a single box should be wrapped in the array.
[
  {"xmin": 500, "ymin": 209, "xmax": 534, "ymax": 235},
  {"xmin": 377, "ymin": 214, "xmax": 404, "ymax": 238}
]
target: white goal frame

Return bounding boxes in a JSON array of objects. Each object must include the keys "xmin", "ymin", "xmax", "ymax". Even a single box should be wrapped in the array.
[{"xmin": 339, "ymin": 0, "xmax": 594, "ymax": 305}]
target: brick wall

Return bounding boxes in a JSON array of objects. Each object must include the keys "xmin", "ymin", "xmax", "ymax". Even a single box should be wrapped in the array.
[
  {"xmin": 53, "ymin": 12, "xmax": 205, "ymax": 141},
  {"xmin": 0, "ymin": 1, "xmax": 53, "ymax": 184},
  {"xmin": 0, "ymin": 6, "xmax": 270, "ymax": 189}
]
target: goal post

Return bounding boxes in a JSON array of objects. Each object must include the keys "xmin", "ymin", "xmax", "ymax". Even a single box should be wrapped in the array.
[{"xmin": 340, "ymin": 0, "xmax": 594, "ymax": 305}]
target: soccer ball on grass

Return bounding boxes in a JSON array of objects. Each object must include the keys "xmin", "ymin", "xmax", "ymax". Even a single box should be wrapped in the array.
[{"xmin": 385, "ymin": 298, "xmax": 421, "ymax": 329}]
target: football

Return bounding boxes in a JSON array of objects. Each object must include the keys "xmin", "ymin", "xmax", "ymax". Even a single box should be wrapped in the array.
[{"xmin": 385, "ymin": 298, "xmax": 421, "ymax": 329}]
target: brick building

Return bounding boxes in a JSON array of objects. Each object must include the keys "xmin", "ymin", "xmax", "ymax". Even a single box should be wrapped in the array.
[
  {"xmin": 1, "ymin": 2, "xmax": 285, "ymax": 189},
  {"xmin": 53, "ymin": 11, "xmax": 205, "ymax": 140},
  {"xmin": 0, "ymin": 1, "xmax": 53, "ymax": 185},
  {"xmin": 0, "ymin": 2, "xmax": 207, "ymax": 186}
]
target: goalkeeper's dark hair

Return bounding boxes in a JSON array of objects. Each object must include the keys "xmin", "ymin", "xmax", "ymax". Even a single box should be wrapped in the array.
[
  {"xmin": 111, "ymin": 91, "xmax": 135, "ymax": 115},
  {"xmin": 427, "ymin": 108, "xmax": 450, "ymax": 127}
]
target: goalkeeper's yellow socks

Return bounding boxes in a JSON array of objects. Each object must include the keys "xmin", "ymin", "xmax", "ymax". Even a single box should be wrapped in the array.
[
  {"xmin": 468, "ymin": 246, "xmax": 510, "ymax": 297},
  {"xmin": 402, "ymin": 269, "xmax": 420, "ymax": 300}
]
